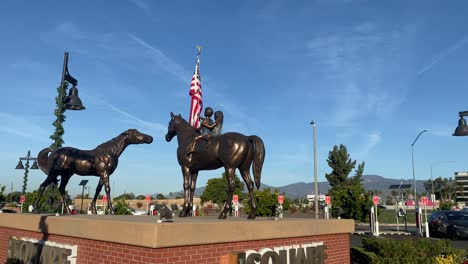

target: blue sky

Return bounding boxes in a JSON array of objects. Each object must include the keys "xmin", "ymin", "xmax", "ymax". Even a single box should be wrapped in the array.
[{"xmin": 1, "ymin": 1, "xmax": 468, "ymax": 198}]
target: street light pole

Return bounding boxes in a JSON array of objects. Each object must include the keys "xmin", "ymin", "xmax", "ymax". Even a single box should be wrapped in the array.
[
  {"xmin": 79, "ymin": 180, "xmax": 89, "ymax": 214},
  {"xmin": 411, "ymin": 129, "xmax": 428, "ymax": 236},
  {"xmin": 311, "ymin": 121, "xmax": 319, "ymax": 219},
  {"xmin": 15, "ymin": 150, "xmax": 39, "ymax": 194}
]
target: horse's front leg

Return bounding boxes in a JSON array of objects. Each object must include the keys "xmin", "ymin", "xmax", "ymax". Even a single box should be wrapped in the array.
[
  {"xmin": 179, "ymin": 166, "xmax": 191, "ymax": 217},
  {"xmin": 219, "ymin": 168, "xmax": 236, "ymax": 219},
  {"xmin": 102, "ymin": 173, "xmax": 114, "ymax": 214},
  {"xmin": 91, "ymin": 179, "xmax": 104, "ymax": 215},
  {"xmin": 189, "ymin": 172, "xmax": 199, "ymax": 216}
]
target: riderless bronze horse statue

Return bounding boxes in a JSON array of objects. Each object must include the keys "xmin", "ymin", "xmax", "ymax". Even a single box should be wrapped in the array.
[
  {"xmin": 34, "ymin": 129, "xmax": 153, "ymax": 214},
  {"xmin": 165, "ymin": 113, "xmax": 265, "ymax": 219}
]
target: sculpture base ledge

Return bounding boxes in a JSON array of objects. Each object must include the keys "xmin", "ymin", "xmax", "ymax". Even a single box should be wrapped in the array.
[{"xmin": 0, "ymin": 214, "xmax": 354, "ymax": 264}]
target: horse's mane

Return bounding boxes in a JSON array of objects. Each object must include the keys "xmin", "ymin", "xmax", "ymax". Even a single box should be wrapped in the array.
[
  {"xmin": 175, "ymin": 115, "xmax": 198, "ymax": 132},
  {"xmin": 95, "ymin": 132, "xmax": 128, "ymax": 156}
]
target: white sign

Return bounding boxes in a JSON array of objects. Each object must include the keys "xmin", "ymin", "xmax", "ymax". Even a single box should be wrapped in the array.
[
  {"xmin": 9, "ymin": 237, "xmax": 78, "ymax": 264},
  {"xmin": 238, "ymin": 242, "xmax": 326, "ymax": 264}
]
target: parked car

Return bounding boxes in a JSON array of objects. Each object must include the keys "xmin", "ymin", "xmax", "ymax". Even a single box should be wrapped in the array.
[
  {"xmin": 128, "ymin": 208, "xmax": 147, "ymax": 216},
  {"xmin": 0, "ymin": 208, "xmax": 17, "ymax": 213},
  {"xmin": 428, "ymin": 210, "xmax": 468, "ymax": 240}
]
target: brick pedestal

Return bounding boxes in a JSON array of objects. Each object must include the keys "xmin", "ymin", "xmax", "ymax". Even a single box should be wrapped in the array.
[{"xmin": 0, "ymin": 214, "xmax": 354, "ymax": 264}]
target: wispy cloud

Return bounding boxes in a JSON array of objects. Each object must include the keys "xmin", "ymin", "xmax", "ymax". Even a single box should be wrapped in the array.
[
  {"xmin": 305, "ymin": 22, "xmax": 413, "ymax": 126},
  {"xmin": 104, "ymin": 102, "xmax": 166, "ymax": 136},
  {"xmin": 355, "ymin": 132, "xmax": 381, "ymax": 157},
  {"xmin": 128, "ymin": 0, "xmax": 151, "ymax": 16},
  {"xmin": 417, "ymin": 35, "xmax": 468, "ymax": 76},
  {"xmin": 427, "ymin": 126, "xmax": 453, "ymax": 137},
  {"xmin": 0, "ymin": 112, "xmax": 49, "ymax": 142},
  {"xmin": 127, "ymin": 34, "xmax": 188, "ymax": 83},
  {"xmin": 41, "ymin": 22, "xmax": 189, "ymax": 83},
  {"xmin": 9, "ymin": 60, "xmax": 44, "ymax": 71},
  {"xmin": 41, "ymin": 22, "xmax": 255, "ymax": 133}
]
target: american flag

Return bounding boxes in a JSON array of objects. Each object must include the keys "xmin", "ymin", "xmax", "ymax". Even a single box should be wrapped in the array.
[{"xmin": 189, "ymin": 53, "xmax": 202, "ymax": 128}]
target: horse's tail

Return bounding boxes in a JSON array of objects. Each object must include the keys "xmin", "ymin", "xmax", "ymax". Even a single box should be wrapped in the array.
[
  {"xmin": 37, "ymin": 148, "xmax": 53, "ymax": 175},
  {"xmin": 248, "ymin": 135, "xmax": 265, "ymax": 190}
]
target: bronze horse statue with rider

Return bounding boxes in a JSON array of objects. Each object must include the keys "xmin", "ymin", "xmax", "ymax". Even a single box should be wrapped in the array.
[
  {"xmin": 165, "ymin": 112, "xmax": 265, "ymax": 219},
  {"xmin": 33, "ymin": 129, "xmax": 153, "ymax": 214}
]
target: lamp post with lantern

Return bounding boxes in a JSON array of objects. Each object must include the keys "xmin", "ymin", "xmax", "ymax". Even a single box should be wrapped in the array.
[{"xmin": 15, "ymin": 150, "xmax": 39, "ymax": 194}]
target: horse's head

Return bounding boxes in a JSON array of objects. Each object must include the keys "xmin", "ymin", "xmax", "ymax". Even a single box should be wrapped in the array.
[
  {"xmin": 165, "ymin": 112, "xmax": 181, "ymax": 142},
  {"xmin": 124, "ymin": 129, "xmax": 153, "ymax": 145}
]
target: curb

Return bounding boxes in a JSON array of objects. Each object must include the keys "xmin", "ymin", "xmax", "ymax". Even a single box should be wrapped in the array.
[{"xmin": 354, "ymin": 231, "xmax": 412, "ymax": 236}]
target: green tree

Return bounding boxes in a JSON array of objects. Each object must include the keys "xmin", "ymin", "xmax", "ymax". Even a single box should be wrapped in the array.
[
  {"xmin": 156, "ymin": 194, "xmax": 166, "ymax": 199},
  {"xmin": 75, "ymin": 193, "xmax": 91, "ymax": 199},
  {"xmin": 424, "ymin": 177, "xmax": 461, "ymax": 202},
  {"xmin": 244, "ymin": 188, "xmax": 291, "ymax": 217},
  {"xmin": 135, "ymin": 195, "xmax": 146, "ymax": 200},
  {"xmin": 325, "ymin": 145, "xmax": 370, "ymax": 221},
  {"xmin": 325, "ymin": 144, "xmax": 356, "ymax": 192},
  {"xmin": 331, "ymin": 183, "xmax": 371, "ymax": 221},
  {"xmin": 113, "ymin": 198, "xmax": 131, "ymax": 215},
  {"xmin": 200, "ymin": 173, "xmax": 245, "ymax": 207},
  {"xmin": 22, "ymin": 189, "xmax": 71, "ymax": 213},
  {"xmin": 115, "ymin": 192, "xmax": 135, "ymax": 200},
  {"xmin": 0, "ymin": 185, "xmax": 5, "ymax": 202},
  {"xmin": 9, "ymin": 191, "xmax": 22, "ymax": 203}
]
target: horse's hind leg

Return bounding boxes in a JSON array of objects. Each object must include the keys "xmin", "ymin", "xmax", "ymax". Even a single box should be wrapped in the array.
[
  {"xmin": 33, "ymin": 174, "xmax": 57, "ymax": 213},
  {"xmin": 179, "ymin": 166, "xmax": 191, "ymax": 217},
  {"xmin": 91, "ymin": 179, "xmax": 104, "ymax": 215},
  {"xmin": 58, "ymin": 175, "xmax": 71, "ymax": 214},
  {"xmin": 219, "ymin": 168, "xmax": 236, "ymax": 219},
  {"xmin": 239, "ymin": 167, "xmax": 257, "ymax": 219}
]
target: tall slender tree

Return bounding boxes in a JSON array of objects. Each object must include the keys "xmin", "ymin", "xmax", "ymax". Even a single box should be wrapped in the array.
[
  {"xmin": 325, "ymin": 144, "xmax": 356, "ymax": 191},
  {"xmin": 325, "ymin": 144, "xmax": 370, "ymax": 221}
]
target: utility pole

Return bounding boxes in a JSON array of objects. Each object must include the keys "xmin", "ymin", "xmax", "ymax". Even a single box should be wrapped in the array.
[{"xmin": 311, "ymin": 121, "xmax": 319, "ymax": 219}]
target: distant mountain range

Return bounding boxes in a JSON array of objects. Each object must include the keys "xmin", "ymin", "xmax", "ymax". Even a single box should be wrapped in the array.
[{"xmin": 160, "ymin": 175, "xmax": 427, "ymax": 199}]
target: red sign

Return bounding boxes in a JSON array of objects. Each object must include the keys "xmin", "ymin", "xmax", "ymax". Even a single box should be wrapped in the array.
[
  {"xmin": 20, "ymin": 195, "xmax": 25, "ymax": 204},
  {"xmin": 421, "ymin": 196, "xmax": 428, "ymax": 206},
  {"xmin": 278, "ymin": 195, "xmax": 284, "ymax": 205},
  {"xmin": 325, "ymin": 196, "xmax": 331, "ymax": 205},
  {"xmin": 373, "ymin": 196, "xmax": 379, "ymax": 205},
  {"xmin": 145, "ymin": 195, "xmax": 151, "ymax": 203},
  {"xmin": 103, "ymin": 195, "xmax": 108, "ymax": 203},
  {"xmin": 233, "ymin": 195, "xmax": 239, "ymax": 203}
]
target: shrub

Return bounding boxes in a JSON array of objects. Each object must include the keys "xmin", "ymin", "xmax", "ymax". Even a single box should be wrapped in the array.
[
  {"xmin": 353, "ymin": 237, "xmax": 466, "ymax": 264},
  {"xmin": 351, "ymin": 246, "xmax": 379, "ymax": 264},
  {"xmin": 203, "ymin": 204, "xmax": 214, "ymax": 216},
  {"xmin": 439, "ymin": 201, "xmax": 454, "ymax": 210},
  {"xmin": 113, "ymin": 198, "xmax": 131, "ymax": 215},
  {"xmin": 6, "ymin": 203, "xmax": 17, "ymax": 208}
]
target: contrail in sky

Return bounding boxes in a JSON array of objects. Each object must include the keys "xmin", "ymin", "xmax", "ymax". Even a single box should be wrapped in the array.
[{"xmin": 417, "ymin": 35, "xmax": 468, "ymax": 76}]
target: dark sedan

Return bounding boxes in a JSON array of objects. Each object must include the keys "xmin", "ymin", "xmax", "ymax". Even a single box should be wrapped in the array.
[{"xmin": 428, "ymin": 210, "xmax": 468, "ymax": 240}]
